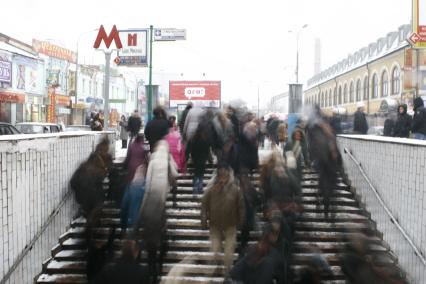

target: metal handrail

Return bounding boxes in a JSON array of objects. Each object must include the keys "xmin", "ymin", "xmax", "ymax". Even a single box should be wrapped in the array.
[
  {"xmin": 0, "ymin": 190, "xmax": 74, "ymax": 284},
  {"xmin": 344, "ymin": 147, "xmax": 426, "ymax": 266}
]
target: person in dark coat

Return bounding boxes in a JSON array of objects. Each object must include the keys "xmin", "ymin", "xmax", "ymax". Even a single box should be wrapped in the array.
[
  {"xmin": 412, "ymin": 97, "xmax": 426, "ymax": 140},
  {"xmin": 383, "ymin": 115, "xmax": 395, "ymax": 137},
  {"xmin": 329, "ymin": 110, "xmax": 342, "ymax": 135},
  {"xmin": 190, "ymin": 114, "xmax": 213, "ymax": 194},
  {"xmin": 144, "ymin": 107, "xmax": 169, "ymax": 152},
  {"xmin": 266, "ymin": 115, "xmax": 281, "ymax": 145},
  {"xmin": 178, "ymin": 102, "xmax": 192, "ymax": 134},
  {"xmin": 127, "ymin": 110, "xmax": 142, "ymax": 143},
  {"xmin": 230, "ymin": 223, "xmax": 286, "ymax": 284},
  {"xmin": 393, "ymin": 104, "xmax": 412, "ymax": 138},
  {"xmin": 91, "ymin": 113, "xmax": 103, "ymax": 131},
  {"xmin": 353, "ymin": 103, "xmax": 368, "ymax": 134},
  {"xmin": 94, "ymin": 239, "xmax": 149, "ymax": 284}
]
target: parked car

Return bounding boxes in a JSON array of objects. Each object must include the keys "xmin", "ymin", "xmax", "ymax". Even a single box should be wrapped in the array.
[
  {"xmin": 64, "ymin": 125, "xmax": 91, "ymax": 132},
  {"xmin": 0, "ymin": 122, "xmax": 21, "ymax": 135},
  {"xmin": 15, "ymin": 123, "xmax": 62, "ymax": 134}
]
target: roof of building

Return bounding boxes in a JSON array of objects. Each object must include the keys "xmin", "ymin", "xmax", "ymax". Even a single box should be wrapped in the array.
[{"xmin": 306, "ymin": 24, "xmax": 411, "ymax": 91}]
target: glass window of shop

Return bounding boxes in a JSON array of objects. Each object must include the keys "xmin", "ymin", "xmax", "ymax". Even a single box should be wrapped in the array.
[{"xmin": 0, "ymin": 102, "xmax": 11, "ymax": 122}]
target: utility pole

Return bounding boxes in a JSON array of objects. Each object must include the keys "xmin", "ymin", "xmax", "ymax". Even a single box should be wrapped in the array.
[
  {"xmin": 148, "ymin": 25, "xmax": 154, "ymax": 121},
  {"xmin": 257, "ymin": 85, "xmax": 260, "ymax": 117}
]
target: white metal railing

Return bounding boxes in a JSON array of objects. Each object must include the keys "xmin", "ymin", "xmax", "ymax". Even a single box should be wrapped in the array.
[{"xmin": 343, "ymin": 147, "xmax": 426, "ymax": 283}]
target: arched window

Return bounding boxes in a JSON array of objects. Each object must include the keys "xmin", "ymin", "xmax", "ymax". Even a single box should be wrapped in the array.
[
  {"xmin": 391, "ymin": 66, "xmax": 401, "ymax": 95},
  {"xmin": 324, "ymin": 91, "xmax": 328, "ymax": 107},
  {"xmin": 321, "ymin": 92, "xmax": 324, "ymax": 107},
  {"xmin": 363, "ymin": 76, "xmax": 369, "ymax": 100},
  {"xmin": 349, "ymin": 82, "xmax": 354, "ymax": 102},
  {"xmin": 372, "ymin": 74, "xmax": 378, "ymax": 98},
  {"xmin": 356, "ymin": 79, "xmax": 361, "ymax": 101},
  {"xmin": 343, "ymin": 84, "xmax": 348, "ymax": 103},
  {"xmin": 381, "ymin": 71, "xmax": 388, "ymax": 97},
  {"xmin": 338, "ymin": 86, "xmax": 342, "ymax": 105},
  {"xmin": 329, "ymin": 90, "xmax": 332, "ymax": 107},
  {"xmin": 333, "ymin": 87, "xmax": 337, "ymax": 106}
]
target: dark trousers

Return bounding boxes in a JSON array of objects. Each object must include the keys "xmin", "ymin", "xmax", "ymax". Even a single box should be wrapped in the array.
[
  {"xmin": 121, "ymin": 139, "xmax": 127, "ymax": 149},
  {"xmin": 318, "ymin": 160, "xmax": 338, "ymax": 217}
]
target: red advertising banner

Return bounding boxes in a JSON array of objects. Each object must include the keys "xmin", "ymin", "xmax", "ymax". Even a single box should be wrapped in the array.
[
  {"xmin": 169, "ymin": 81, "xmax": 221, "ymax": 108},
  {"xmin": 0, "ymin": 92, "xmax": 25, "ymax": 103}
]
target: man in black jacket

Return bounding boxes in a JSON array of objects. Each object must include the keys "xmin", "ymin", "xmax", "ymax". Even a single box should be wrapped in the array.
[
  {"xmin": 412, "ymin": 97, "xmax": 426, "ymax": 140},
  {"xmin": 353, "ymin": 103, "xmax": 368, "ymax": 134},
  {"xmin": 144, "ymin": 107, "xmax": 169, "ymax": 151},
  {"xmin": 127, "ymin": 110, "xmax": 142, "ymax": 143},
  {"xmin": 394, "ymin": 104, "xmax": 412, "ymax": 138}
]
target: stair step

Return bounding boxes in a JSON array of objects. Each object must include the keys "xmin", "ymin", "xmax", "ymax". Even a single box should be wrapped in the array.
[
  {"xmin": 36, "ymin": 274, "xmax": 87, "ymax": 283},
  {"xmin": 160, "ymin": 275, "xmax": 223, "ymax": 283},
  {"xmin": 45, "ymin": 260, "xmax": 86, "ymax": 274},
  {"xmin": 54, "ymin": 250, "xmax": 87, "ymax": 261}
]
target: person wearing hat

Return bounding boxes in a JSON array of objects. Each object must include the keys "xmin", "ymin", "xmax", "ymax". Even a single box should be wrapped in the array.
[{"xmin": 353, "ymin": 103, "xmax": 368, "ymax": 134}]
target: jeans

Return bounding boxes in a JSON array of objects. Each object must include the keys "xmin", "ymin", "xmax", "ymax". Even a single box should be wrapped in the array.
[
  {"xmin": 414, "ymin": 133, "xmax": 426, "ymax": 140},
  {"xmin": 210, "ymin": 226, "xmax": 237, "ymax": 275}
]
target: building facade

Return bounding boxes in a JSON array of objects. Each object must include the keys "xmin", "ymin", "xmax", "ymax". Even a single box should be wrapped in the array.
[
  {"xmin": 0, "ymin": 33, "xmax": 142, "ymax": 126},
  {"xmin": 304, "ymin": 25, "xmax": 425, "ymax": 116}
]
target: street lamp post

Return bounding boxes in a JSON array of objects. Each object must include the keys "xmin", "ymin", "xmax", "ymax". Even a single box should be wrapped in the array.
[{"xmin": 289, "ymin": 24, "xmax": 308, "ymax": 84}]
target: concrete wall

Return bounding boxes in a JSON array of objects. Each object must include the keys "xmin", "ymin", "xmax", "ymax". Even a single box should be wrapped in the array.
[
  {"xmin": 338, "ymin": 135, "xmax": 426, "ymax": 282},
  {"xmin": 0, "ymin": 132, "xmax": 115, "ymax": 282}
]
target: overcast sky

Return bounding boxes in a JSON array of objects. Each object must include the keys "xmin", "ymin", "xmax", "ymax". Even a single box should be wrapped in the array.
[{"xmin": 2, "ymin": 0, "xmax": 411, "ymax": 108}]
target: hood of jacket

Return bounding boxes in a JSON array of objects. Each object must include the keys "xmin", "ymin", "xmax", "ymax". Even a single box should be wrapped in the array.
[
  {"xmin": 414, "ymin": 97, "xmax": 424, "ymax": 111},
  {"xmin": 398, "ymin": 104, "xmax": 408, "ymax": 115}
]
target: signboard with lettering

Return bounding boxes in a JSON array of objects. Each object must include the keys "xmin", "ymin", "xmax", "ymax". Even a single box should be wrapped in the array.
[
  {"xmin": 32, "ymin": 39, "xmax": 77, "ymax": 63},
  {"xmin": 117, "ymin": 29, "xmax": 148, "ymax": 66},
  {"xmin": 169, "ymin": 81, "xmax": 221, "ymax": 108},
  {"xmin": 0, "ymin": 59, "xmax": 11, "ymax": 83},
  {"xmin": 154, "ymin": 29, "xmax": 186, "ymax": 41}
]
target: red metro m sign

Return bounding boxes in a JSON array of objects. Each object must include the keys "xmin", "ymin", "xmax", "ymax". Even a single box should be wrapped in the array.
[
  {"xmin": 94, "ymin": 25, "xmax": 148, "ymax": 66},
  {"xmin": 93, "ymin": 25, "xmax": 123, "ymax": 49}
]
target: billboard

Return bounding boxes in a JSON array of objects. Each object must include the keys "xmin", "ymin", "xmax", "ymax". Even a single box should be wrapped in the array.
[
  {"xmin": 410, "ymin": 0, "xmax": 426, "ymax": 48},
  {"xmin": 169, "ymin": 81, "xmax": 221, "ymax": 108}
]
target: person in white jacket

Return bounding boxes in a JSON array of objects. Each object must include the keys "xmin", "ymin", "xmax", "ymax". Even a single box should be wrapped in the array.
[{"xmin": 136, "ymin": 140, "xmax": 178, "ymax": 283}]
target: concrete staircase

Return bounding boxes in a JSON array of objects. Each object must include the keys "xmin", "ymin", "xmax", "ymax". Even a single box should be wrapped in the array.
[{"xmin": 35, "ymin": 162, "xmax": 406, "ymax": 283}]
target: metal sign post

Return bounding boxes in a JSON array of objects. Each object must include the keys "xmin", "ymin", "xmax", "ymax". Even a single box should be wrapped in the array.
[
  {"xmin": 103, "ymin": 51, "xmax": 111, "ymax": 129},
  {"xmin": 148, "ymin": 25, "xmax": 154, "ymax": 122}
]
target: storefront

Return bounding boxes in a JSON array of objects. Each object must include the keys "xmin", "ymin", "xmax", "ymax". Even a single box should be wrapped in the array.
[
  {"xmin": 11, "ymin": 54, "xmax": 47, "ymax": 123},
  {"xmin": 55, "ymin": 94, "xmax": 71, "ymax": 125},
  {"xmin": 0, "ymin": 92, "xmax": 25, "ymax": 123}
]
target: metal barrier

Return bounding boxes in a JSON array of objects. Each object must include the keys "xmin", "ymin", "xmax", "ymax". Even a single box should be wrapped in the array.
[{"xmin": 342, "ymin": 147, "xmax": 426, "ymax": 283}]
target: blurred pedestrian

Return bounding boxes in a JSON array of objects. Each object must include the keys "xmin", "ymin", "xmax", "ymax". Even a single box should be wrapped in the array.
[
  {"xmin": 393, "ymin": 104, "xmax": 412, "ymax": 138},
  {"xmin": 201, "ymin": 165, "xmax": 245, "ymax": 276},
  {"xmin": 178, "ymin": 102, "xmax": 193, "ymax": 134},
  {"xmin": 94, "ymin": 239, "xmax": 149, "ymax": 284},
  {"xmin": 383, "ymin": 114, "xmax": 395, "ymax": 137},
  {"xmin": 91, "ymin": 113, "xmax": 103, "ymax": 131},
  {"xmin": 284, "ymin": 125, "xmax": 309, "ymax": 186},
  {"xmin": 183, "ymin": 106, "xmax": 205, "ymax": 160},
  {"xmin": 353, "ymin": 103, "xmax": 368, "ymax": 134},
  {"xmin": 230, "ymin": 223, "xmax": 286, "ymax": 284},
  {"xmin": 330, "ymin": 109, "xmax": 342, "ymax": 135},
  {"xmin": 165, "ymin": 115, "xmax": 186, "ymax": 173},
  {"xmin": 412, "ymin": 97, "xmax": 426, "ymax": 140},
  {"xmin": 119, "ymin": 115, "xmax": 129, "ymax": 148},
  {"xmin": 121, "ymin": 165, "xmax": 146, "ymax": 231},
  {"xmin": 212, "ymin": 111, "xmax": 235, "ymax": 168},
  {"xmin": 136, "ymin": 140, "xmax": 178, "ymax": 283},
  {"xmin": 190, "ymin": 115, "xmax": 212, "ymax": 194},
  {"xmin": 124, "ymin": 133, "xmax": 148, "ymax": 184},
  {"xmin": 144, "ymin": 107, "xmax": 169, "ymax": 152},
  {"xmin": 128, "ymin": 110, "xmax": 142, "ymax": 143},
  {"xmin": 266, "ymin": 115, "xmax": 281, "ymax": 145}
]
